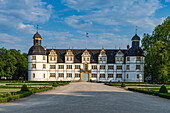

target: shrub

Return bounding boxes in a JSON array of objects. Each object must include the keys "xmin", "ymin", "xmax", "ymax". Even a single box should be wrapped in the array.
[
  {"xmin": 52, "ymin": 82, "xmax": 58, "ymax": 87},
  {"xmin": 121, "ymin": 82, "xmax": 126, "ymax": 87},
  {"xmin": 0, "ymin": 98, "xmax": 7, "ymax": 103},
  {"xmin": 158, "ymin": 93, "xmax": 170, "ymax": 99},
  {"xmin": 159, "ymin": 85, "xmax": 168, "ymax": 93},
  {"xmin": 21, "ymin": 85, "xmax": 29, "ymax": 91}
]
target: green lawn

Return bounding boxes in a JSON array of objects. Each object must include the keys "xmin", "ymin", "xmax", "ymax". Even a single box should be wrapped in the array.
[{"xmin": 0, "ymin": 88, "xmax": 20, "ymax": 94}]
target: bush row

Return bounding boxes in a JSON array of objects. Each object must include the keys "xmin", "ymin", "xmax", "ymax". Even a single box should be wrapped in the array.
[{"xmin": 128, "ymin": 88, "xmax": 170, "ymax": 99}]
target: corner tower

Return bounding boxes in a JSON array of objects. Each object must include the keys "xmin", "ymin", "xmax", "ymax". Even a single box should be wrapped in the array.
[{"xmin": 28, "ymin": 31, "xmax": 47, "ymax": 81}]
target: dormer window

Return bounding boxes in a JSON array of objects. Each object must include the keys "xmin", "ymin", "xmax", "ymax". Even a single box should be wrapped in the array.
[
  {"xmin": 65, "ymin": 48, "xmax": 74, "ymax": 63},
  {"xmin": 48, "ymin": 48, "xmax": 57, "ymax": 62},
  {"xmin": 81, "ymin": 49, "xmax": 91, "ymax": 63},
  {"xmin": 115, "ymin": 49, "xmax": 124, "ymax": 63},
  {"xmin": 98, "ymin": 48, "xmax": 107, "ymax": 64}
]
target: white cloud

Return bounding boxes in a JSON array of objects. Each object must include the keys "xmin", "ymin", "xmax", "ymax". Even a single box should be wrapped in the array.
[
  {"xmin": 0, "ymin": 0, "xmax": 53, "ymax": 33},
  {"xmin": 62, "ymin": 0, "xmax": 163, "ymax": 30}
]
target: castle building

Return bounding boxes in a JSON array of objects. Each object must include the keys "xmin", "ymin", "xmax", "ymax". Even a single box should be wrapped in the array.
[{"xmin": 28, "ymin": 32, "xmax": 145, "ymax": 82}]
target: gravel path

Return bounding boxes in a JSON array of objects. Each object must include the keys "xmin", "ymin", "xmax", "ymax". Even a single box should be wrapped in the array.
[{"xmin": 0, "ymin": 82, "xmax": 170, "ymax": 113}]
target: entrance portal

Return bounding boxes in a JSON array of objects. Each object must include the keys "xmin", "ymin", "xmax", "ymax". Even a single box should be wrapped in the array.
[{"xmin": 83, "ymin": 73, "xmax": 89, "ymax": 81}]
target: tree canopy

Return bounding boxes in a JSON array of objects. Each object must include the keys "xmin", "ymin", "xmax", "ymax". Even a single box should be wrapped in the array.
[
  {"xmin": 142, "ymin": 16, "xmax": 170, "ymax": 83},
  {"xmin": 0, "ymin": 48, "xmax": 28, "ymax": 79}
]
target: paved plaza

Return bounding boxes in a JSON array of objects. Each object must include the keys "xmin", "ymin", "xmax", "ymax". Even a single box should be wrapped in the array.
[{"xmin": 0, "ymin": 82, "xmax": 170, "ymax": 113}]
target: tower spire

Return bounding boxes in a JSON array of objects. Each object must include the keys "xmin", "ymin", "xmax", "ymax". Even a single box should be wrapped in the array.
[
  {"xmin": 135, "ymin": 26, "xmax": 138, "ymax": 34},
  {"xmin": 37, "ymin": 24, "xmax": 39, "ymax": 32}
]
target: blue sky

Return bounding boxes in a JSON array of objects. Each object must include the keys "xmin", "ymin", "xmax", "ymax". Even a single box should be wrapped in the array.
[{"xmin": 0, "ymin": 0, "xmax": 169, "ymax": 53}]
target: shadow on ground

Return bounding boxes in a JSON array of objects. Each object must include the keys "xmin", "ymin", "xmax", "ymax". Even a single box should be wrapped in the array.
[{"xmin": 0, "ymin": 90, "xmax": 170, "ymax": 113}]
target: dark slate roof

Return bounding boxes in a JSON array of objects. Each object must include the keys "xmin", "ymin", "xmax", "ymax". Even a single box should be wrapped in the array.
[
  {"xmin": 132, "ymin": 34, "xmax": 140, "ymax": 40},
  {"xmin": 46, "ymin": 49, "xmax": 128, "ymax": 64},
  {"xmin": 33, "ymin": 32, "xmax": 41, "ymax": 39},
  {"xmin": 126, "ymin": 47, "xmax": 144, "ymax": 56},
  {"xmin": 28, "ymin": 45, "xmax": 45, "ymax": 55}
]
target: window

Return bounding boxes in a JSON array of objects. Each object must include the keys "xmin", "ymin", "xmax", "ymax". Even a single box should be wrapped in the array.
[
  {"xmin": 108, "ymin": 74, "xmax": 114, "ymax": 78},
  {"xmin": 85, "ymin": 64, "xmax": 88, "ymax": 70},
  {"xmin": 43, "ymin": 56, "xmax": 46, "ymax": 60},
  {"xmin": 116, "ymin": 74, "xmax": 122, "ymax": 78},
  {"xmin": 127, "ymin": 74, "xmax": 128, "ymax": 78},
  {"xmin": 32, "ymin": 56, "xmax": 36, "ymax": 60},
  {"xmin": 100, "ymin": 57, "xmax": 102, "ymax": 61},
  {"xmin": 87, "ymin": 58, "xmax": 89, "ymax": 61},
  {"xmin": 83, "ymin": 58, "xmax": 85, "ymax": 61},
  {"xmin": 70, "ymin": 57, "xmax": 72, "ymax": 61},
  {"xmin": 67, "ymin": 57, "xmax": 69, "ymax": 61},
  {"xmin": 58, "ymin": 73, "xmax": 64, "ymax": 78},
  {"xmin": 43, "ymin": 74, "xmax": 45, "ymax": 78},
  {"xmin": 50, "ymin": 65, "xmax": 56, "ymax": 69},
  {"xmin": 67, "ymin": 73, "xmax": 72, "ymax": 78},
  {"xmin": 32, "ymin": 64, "xmax": 36, "ymax": 69},
  {"xmin": 43, "ymin": 64, "xmax": 46, "ymax": 69},
  {"xmin": 75, "ymin": 74, "xmax": 80, "ymax": 78},
  {"xmin": 116, "ymin": 57, "xmax": 119, "ymax": 61},
  {"xmin": 103, "ymin": 58, "xmax": 106, "ymax": 61},
  {"xmin": 137, "ymin": 74, "xmax": 139, "ymax": 79},
  {"xmin": 108, "ymin": 65, "xmax": 114, "ymax": 69},
  {"xmin": 136, "ymin": 65, "xmax": 140, "ymax": 70},
  {"xmin": 33, "ymin": 73, "xmax": 35, "ymax": 78},
  {"xmin": 50, "ymin": 73, "xmax": 56, "ymax": 77},
  {"xmin": 67, "ymin": 65, "xmax": 72, "ymax": 69},
  {"xmin": 116, "ymin": 65, "xmax": 122, "ymax": 70},
  {"xmin": 92, "ymin": 74, "xmax": 97, "ymax": 78},
  {"xmin": 100, "ymin": 74, "xmax": 105, "ymax": 78},
  {"xmin": 127, "ymin": 57, "xmax": 130, "ymax": 61},
  {"xmin": 54, "ymin": 57, "xmax": 56, "ymax": 61},
  {"xmin": 75, "ymin": 65, "xmax": 80, "ymax": 69},
  {"xmin": 120, "ymin": 57, "xmax": 123, "ymax": 61},
  {"xmin": 100, "ymin": 65, "xmax": 105, "ymax": 69},
  {"xmin": 59, "ymin": 65, "xmax": 64, "ymax": 69},
  {"xmin": 92, "ymin": 65, "xmax": 97, "ymax": 69},
  {"xmin": 126, "ymin": 65, "xmax": 130, "ymax": 70},
  {"xmin": 137, "ymin": 57, "xmax": 141, "ymax": 61},
  {"xmin": 50, "ymin": 56, "xmax": 52, "ymax": 61}
]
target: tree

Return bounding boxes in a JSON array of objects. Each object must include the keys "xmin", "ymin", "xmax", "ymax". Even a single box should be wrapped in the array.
[
  {"xmin": 0, "ymin": 48, "xmax": 28, "ymax": 79},
  {"xmin": 142, "ymin": 16, "xmax": 170, "ymax": 83}
]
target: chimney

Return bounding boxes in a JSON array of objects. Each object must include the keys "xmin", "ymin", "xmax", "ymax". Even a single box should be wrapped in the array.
[{"xmin": 127, "ymin": 45, "xmax": 129, "ymax": 50}]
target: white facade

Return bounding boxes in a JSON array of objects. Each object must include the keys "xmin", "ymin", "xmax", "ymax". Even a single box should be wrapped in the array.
[{"xmin": 28, "ymin": 51, "xmax": 145, "ymax": 82}]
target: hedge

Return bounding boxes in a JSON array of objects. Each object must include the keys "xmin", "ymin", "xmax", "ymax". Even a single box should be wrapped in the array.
[
  {"xmin": 34, "ymin": 87, "xmax": 53, "ymax": 93},
  {"xmin": 128, "ymin": 88, "xmax": 170, "ymax": 99},
  {"xmin": 0, "ymin": 87, "xmax": 53, "ymax": 103}
]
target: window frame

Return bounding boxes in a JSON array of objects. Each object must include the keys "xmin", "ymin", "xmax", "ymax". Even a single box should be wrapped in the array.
[
  {"xmin": 50, "ymin": 65, "xmax": 56, "ymax": 69},
  {"xmin": 116, "ymin": 74, "xmax": 122, "ymax": 78},
  {"xmin": 136, "ymin": 65, "xmax": 140, "ymax": 70},
  {"xmin": 116, "ymin": 65, "xmax": 122, "ymax": 70},
  {"xmin": 100, "ymin": 65, "xmax": 105, "ymax": 69},
  {"xmin": 108, "ymin": 65, "xmax": 114, "ymax": 70},
  {"xmin": 108, "ymin": 74, "xmax": 114, "ymax": 78}
]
